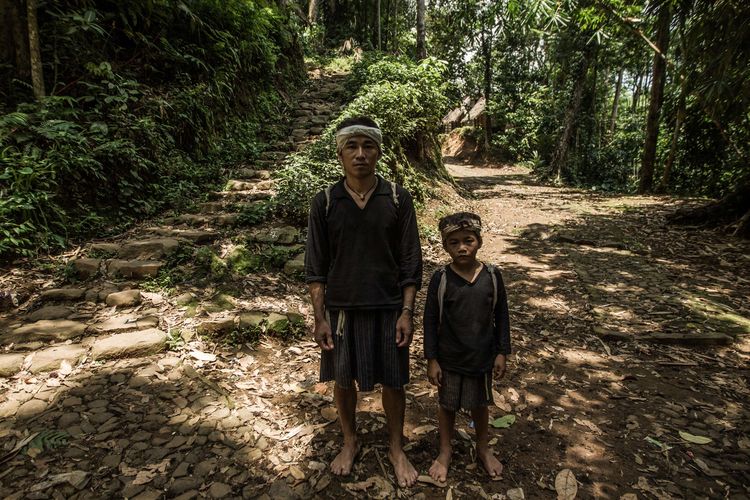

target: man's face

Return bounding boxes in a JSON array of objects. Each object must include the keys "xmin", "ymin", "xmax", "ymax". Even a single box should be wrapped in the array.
[
  {"xmin": 443, "ymin": 229, "xmax": 482, "ymax": 264},
  {"xmin": 337, "ymin": 135, "xmax": 380, "ymax": 179}
]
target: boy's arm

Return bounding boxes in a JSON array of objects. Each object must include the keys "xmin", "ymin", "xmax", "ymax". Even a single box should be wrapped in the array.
[{"xmin": 493, "ymin": 269, "xmax": 511, "ymax": 356}]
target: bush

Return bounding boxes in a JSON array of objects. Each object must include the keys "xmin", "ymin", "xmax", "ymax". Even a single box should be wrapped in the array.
[
  {"xmin": 275, "ymin": 54, "xmax": 449, "ymax": 222},
  {"xmin": 0, "ymin": 0, "xmax": 304, "ymax": 260}
]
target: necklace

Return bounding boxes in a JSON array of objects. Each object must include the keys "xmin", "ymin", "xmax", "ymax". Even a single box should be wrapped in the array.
[{"xmin": 345, "ymin": 178, "xmax": 378, "ymax": 201}]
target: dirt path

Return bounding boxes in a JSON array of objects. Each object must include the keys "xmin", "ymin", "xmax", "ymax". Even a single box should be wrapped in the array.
[{"xmin": 1, "ymin": 156, "xmax": 749, "ymax": 498}]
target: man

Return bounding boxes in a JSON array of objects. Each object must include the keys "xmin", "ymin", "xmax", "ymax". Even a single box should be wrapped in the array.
[{"xmin": 305, "ymin": 116, "xmax": 422, "ymax": 487}]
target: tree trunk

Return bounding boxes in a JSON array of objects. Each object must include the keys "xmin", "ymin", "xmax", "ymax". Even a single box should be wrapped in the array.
[
  {"xmin": 376, "ymin": 0, "xmax": 381, "ymax": 50},
  {"xmin": 631, "ymin": 69, "xmax": 642, "ymax": 114},
  {"xmin": 8, "ymin": 0, "xmax": 29, "ymax": 79},
  {"xmin": 638, "ymin": 4, "xmax": 671, "ymax": 194},
  {"xmin": 392, "ymin": 0, "xmax": 398, "ymax": 52},
  {"xmin": 480, "ymin": 15, "xmax": 492, "ymax": 149},
  {"xmin": 551, "ymin": 53, "xmax": 590, "ymax": 184},
  {"xmin": 27, "ymin": 0, "xmax": 44, "ymax": 99},
  {"xmin": 667, "ymin": 181, "xmax": 750, "ymax": 237},
  {"xmin": 416, "ymin": 0, "xmax": 426, "ymax": 59},
  {"xmin": 609, "ymin": 67, "xmax": 623, "ymax": 135},
  {"xmin": 308, "ymin": 0, "xmax": 317, "ymax": 24}
]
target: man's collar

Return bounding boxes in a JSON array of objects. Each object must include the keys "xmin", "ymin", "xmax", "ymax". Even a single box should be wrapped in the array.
[{"xmin": 330, "ymin": 175, "xmax": 390, "ymax": 199}]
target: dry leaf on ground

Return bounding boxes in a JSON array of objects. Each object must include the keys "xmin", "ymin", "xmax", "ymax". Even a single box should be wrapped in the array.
[{"xmin": 555, "ymin": 469, "xmax": 577, "ymax": 499}]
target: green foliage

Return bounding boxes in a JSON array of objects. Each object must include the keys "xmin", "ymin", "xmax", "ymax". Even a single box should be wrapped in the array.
[
  {"xmin": 166, "ymin": 328, "xmax": 186, "ymax": 350},
  {"xmin": 275, "ymin": 54, "xmax": 449, "ymax": 222},
  {"xmin": 25, "ymin": 430, "xmax": 69, "ymax": 455},
  {"xmin": 236, "ymin": 200, "xmax": 274, "ymax": 227},
  {"xmin": 0, "ymin": 0, "xmax": 304, "ymax": 260}
]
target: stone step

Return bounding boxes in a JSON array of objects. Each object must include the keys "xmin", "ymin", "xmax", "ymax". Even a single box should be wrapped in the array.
[
  {"xmin": 0, "ymin": 327, "xmax": 167, "ymax": 379},
  {"xmin": 247, "ymin": 225, "xmax": 300, "ymax": 245},
  {"xmin": 166, "ymin": 213, "xmax": 240, "ymax": 228},
  {"xmin": 118, "ymin": 238, "xmax": 181, "ymax": 260},
  {"xmin": 213, "ymin": 191, "xmax": 273, "ymax": 203},
  {"xmin": 233, "ymin": 168, "xmax": 271, "ymax": 180},
  {"xmin": 283, "ymin": 252, "xmax": 305, "ymax": 276},
  {"xmin": 4, "ymin": 319, "xmax": 88, "ymax": 345},
  {"xmin": 40, "ymin": 288, "xmax": 87, "ymax": 302},
  {"xmin": 144, "ymin": 227, "xmax": 218, "ymax": 244},
  {"xmin": 106, "ymin": 259, "xmax": 164, "ymax": 279}
]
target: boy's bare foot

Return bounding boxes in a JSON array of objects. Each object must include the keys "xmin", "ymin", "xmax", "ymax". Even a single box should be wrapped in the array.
[
  {"xmin": 330, "ymin": 440, "xmax": 360, "ymax": 476},
  {"xmin": 429, "ymin": 449, "xmax": 451, "ymax": 483},
  {"xmin": 388, "ymin": 448, "xmax": 418, "ymax": 487},
  {"xmin": 477, "ymin": 448, "xmax": 503, "ymax": 479}
]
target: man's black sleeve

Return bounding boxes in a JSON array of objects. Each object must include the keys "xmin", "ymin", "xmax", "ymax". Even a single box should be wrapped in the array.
[
  {"xmin": 304, "ymin": 192, "xmax": 329, "ymax": 284},
  {"xmin": 493, "ymin": 268, "xmax": 511, "ymax": 355},
  {"xmin": 423, "ymin": 271, "xmax": 441, "ymax": 359},
  {"xmin": 396, "ymin": 190, "xmax": 423, "ymax": 290}
]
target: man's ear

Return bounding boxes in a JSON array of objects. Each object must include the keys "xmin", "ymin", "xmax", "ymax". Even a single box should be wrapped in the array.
[{"xmin": 337, "ymin": 148, "xmax": 343, "ymax": 163}]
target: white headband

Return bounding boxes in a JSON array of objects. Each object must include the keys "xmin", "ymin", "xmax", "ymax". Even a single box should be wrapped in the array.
[{"xmin": 335, "ymin": 125, "xmax": 382, "ymax": 152}]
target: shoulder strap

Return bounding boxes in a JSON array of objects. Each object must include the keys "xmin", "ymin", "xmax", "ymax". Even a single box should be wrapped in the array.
[
  {"xmin": 390, "ymin": 180, "xmax": 399, "ymax": 207},
  {"xmin": 324, "ymin": 185, "xmax": 333, "ymax": 217},
  {"xmin": 437, "ymin": 266, "xmax": 448, "ymax": 319},
  {"xmin": 486, "ymin": 264, "xmax": 498, "ymax": 311}
]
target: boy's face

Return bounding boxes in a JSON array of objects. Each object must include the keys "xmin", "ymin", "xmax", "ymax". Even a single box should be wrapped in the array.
[{"xmin": 443, "ymin": 229, "xmax": 482, "ymax": 264}]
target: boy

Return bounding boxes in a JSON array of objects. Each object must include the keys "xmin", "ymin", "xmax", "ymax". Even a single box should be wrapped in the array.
[{"xmin": 422, "ymin": 212, "xmax": 511, "ymax": 482}]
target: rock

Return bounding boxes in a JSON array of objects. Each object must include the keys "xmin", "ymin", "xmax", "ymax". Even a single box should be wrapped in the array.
[
  {"xmin": 283, "ymin": 253, "xmax": 305, "ymax": 276},
  {"xmin": 198, "ymin": 202, "xmax": 225, "ymax": 214},
  {"xmin": 226, "ymin": 180, "xmax": 256, "ymax": 191},
  {"xmin": 28, "ymin": 344, "xmax": 87, "ymax": 374},
  {"xmin": 169, "ymin": 477, "xmax": 202, "ymax": 496},
  {"xmin": 0, "ymin": 353, "xmax": 25, "ymax": 377},
  {"xmin": 132, "ymin": 489, "xmax": 162, "ymax": 500},
  {"xmin": 172, "ymin": 462, "xmax": 190, "ymax": 478},
  {"xmin": 235, "ymin": 168, "xmax": 271, "ymax": 180},
  {"xmin": 40, "ymin": 288, "xmax": 86, "ymax": 301},
  {"xmin": 239, "ymin": 312, "xmax": 265, "ymax": 328},
  {"xmin": 213, "ymin": 214, "xmax": 238, "ymax": 226},
  {"xmin": 8, "ymin": 319, "xmax": 87, "ymax": 343},
  {"xmin": 16, "ymin": 398, "xmax": 47, "ymax": 419},
  {"xmin": 209, "ymin": 482, "xmax": 232, "ymax": 498},
  {"xmin": 58, "ymin": 412, "xmax": 80, "ymax": 427},
  {"xmin": 173, "ymin": 491, "xmax": 199, "ymax": 500},
  {"xmin": 106, "ymin": 260, "xmax": 164, "ymax": 279},
  {"xmin": 94, "ymin": 314, "xmax": 159, "ymax": 333},
  {"xmin": 69, "ymin": 258, "xmax": 101, "ymax": 279},
  {"xmin": 248, "ymin": 226, "xmax": 299, "ymax": 245},
  {"xmin": 146, "ymin": 227, "xmax": 217, "ymax": 243},
  {"xmin": 90, "ymin": 243, "xmax": 121, "ymax": 254},
  {"xmin": 105, "ymin": 290, "xmax": 142, "ymax": 307},
  {"xmin": 118, "ymin": 238, "xmax": 180, "ymax": 260},
  {"xmin": 266, "ymin": 313, "xmax": 289, "ymax": 335},
  {"xmin": 174, "ymin": 293, "xmax": 195, "ymax": 306},
  {"xmin": 90, "ymin": 328, "xmax": 167, "ymax": 360},
  {"xmin": 196, "ymin": 317, "xmax": 236, "ymax": 335},
  {"xmin": 102, "ymin": 453, "xmax": 121, "ymax": 468}
]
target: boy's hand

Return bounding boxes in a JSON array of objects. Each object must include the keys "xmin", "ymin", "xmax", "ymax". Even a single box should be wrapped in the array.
[
  {"xmin": 314, "ymin": 319, "xmax": 334, "ymax": 351},
  {"xmin": 427, "ymin": 359, "xmax": 442, "ymax": 387},
  {"xmin": 493, "ymin": 354, "xmax": 507, "ymax": 379}
]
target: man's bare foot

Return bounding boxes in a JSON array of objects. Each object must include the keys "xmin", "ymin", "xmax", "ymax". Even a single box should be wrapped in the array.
[
  {"xmin": 428, "ymin": 449, "xmax": 451, "ymax": 483},
  {"xmin": 388, "ymin": 448, "xmax": 418, "ymax": 487},
  {"xmin": 477, "ymin": 447, "xmax": 503, "ymax": 479},
  {"xmin": 331, "ymin": 440, "xmax": 360, "ymax": 476}
]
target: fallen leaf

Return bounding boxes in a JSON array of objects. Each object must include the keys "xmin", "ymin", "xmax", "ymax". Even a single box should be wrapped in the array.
[
  {"xmin": 417, "ymin": 474, "xmax": 447, "ymax": 488},
  {"xmin": 507, "ymin": 388, "xmax": 520, "ymax": 402},
  {"xmin": 59, "ymin": 360, "xmax": 73, "ymax": 375},
  {"xmin": 507, "ymin": 487, "xmax": 525, "ymax": 500},
  {"xmin": 321, "ymin": 407, "xmax": 337, "ymax": 421},
  {"xmin": 679, "ymin": 430, "xmax": 712, "ymax": 445},
  {"xmin": 29, "ymin": 471, "xmax": 88, "ymax": 491},
  {"xmin": 573, "ymin": 417, "xmax": 602, "ymax": 435},
  {"xmin": 619, "ymin": 494, "xmax": 638, "ymax": 500},
  {"xmin": 308, "ymin": 461, "xmax": 326, "ymax": 472},
  {"xmin": 413, "ymin": 424, "xmax": 437, "ymax": 435},
  {"xmin": 738, "ymin": 436, "xmax": 750, "ymax": 449},
  {"xmin": 189, "ymin": 350, "xmax": 216, "ymax": 362},
  {"xmin": 490, "ymin": 415, "xmax": 516, "ymax": 428},
  {"xmin": 555, "ymin": 469, "xmax": 577, "ymax": 500},
  {"xmin": 457, "ymin": 428, "xmax": 471, "ymax": 441},
  {"xmin": 289, "ymin": 465, "xmax": 305, "ymax": 480},
  {"xmin": 316, "ymin": 474, "xmax": 330, "ymax": 492}
]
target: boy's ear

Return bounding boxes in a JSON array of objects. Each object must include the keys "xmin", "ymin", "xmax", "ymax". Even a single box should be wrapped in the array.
[{"xmin": 477, "ymin": 235, "xmax": 483, "ymax": 248}]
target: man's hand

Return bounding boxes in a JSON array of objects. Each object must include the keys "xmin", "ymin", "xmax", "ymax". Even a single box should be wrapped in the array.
[
  {"xmin": 395, "ymin": 311, "xmax": 413, "ymax": 347},
  {"xmin": 314, "ymin": 319, "xmax": 334, "ymax": 351},
  {"xmin": 427, "ymin": 359, "xmax": 442, "ymax": 387},
  {"xmin": 493, "ymin": 354, "xmax": 507, "ymax": 379}
]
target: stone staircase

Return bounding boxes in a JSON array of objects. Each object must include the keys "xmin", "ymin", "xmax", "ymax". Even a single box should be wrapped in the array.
[{"xmin": 0, "ymin": 69, "xmax": 349, "ymax": 383}]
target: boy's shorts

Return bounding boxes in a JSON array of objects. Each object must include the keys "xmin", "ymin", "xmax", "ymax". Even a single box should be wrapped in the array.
[
  {"xmin": 319, "ymin": 309, "xmax": 409, "ymax": 392},
  {"xmin": 439, "ymin": 369, "xmax": 494, "ymax": 411}
]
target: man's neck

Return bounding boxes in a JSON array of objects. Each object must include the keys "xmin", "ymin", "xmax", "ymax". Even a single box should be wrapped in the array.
[{"xmin": 345, "ymin": 173, "xmax": 377, "ymax": 193}]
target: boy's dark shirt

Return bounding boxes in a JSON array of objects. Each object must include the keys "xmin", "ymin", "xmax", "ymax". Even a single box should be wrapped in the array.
[
  {"xmin": 305, "ymin": 177, "xmax": 422, "ymax": 309},
  {"xmin": 423, "ymin": 265, "xmax": 511, "ymax": 376}
]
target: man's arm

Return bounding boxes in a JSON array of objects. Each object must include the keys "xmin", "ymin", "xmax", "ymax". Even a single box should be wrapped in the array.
[{"xmin": 309, "ymin": 282, "xmax": 333, "ymax": 350}]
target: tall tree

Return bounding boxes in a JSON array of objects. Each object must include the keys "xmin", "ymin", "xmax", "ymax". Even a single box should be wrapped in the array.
[
  {"xmin": 27, "ymin": 0, "xmax": 44, "ymax": 99},
  {"xmin": 416, "ymin": 0, "xmax": 426, "ymax": 59},
  {"xmin": 638, "ymin": 2, "xmax": 671, "ymax": 194},
  {"xmin": 609, "ymin": 67, "xmax": 623, "ymax": 135},
  {"xmin": 308, "ymin": 0, "xmax": 318, "ymax": 24}
]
